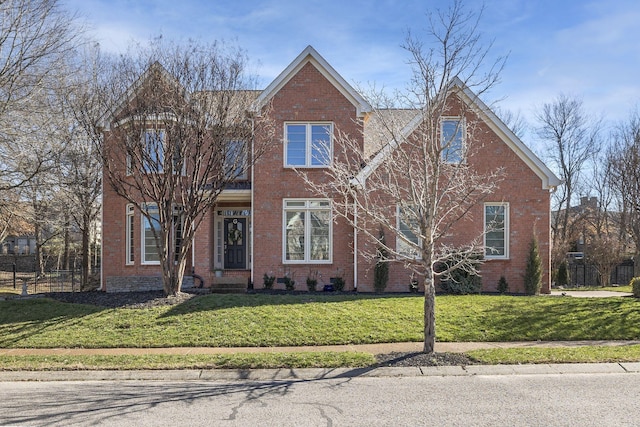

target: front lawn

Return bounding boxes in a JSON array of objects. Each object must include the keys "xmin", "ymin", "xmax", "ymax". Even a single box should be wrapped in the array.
[{"xmin": 1, "ymin": 293, "xmax": 639, "ymax": 349}]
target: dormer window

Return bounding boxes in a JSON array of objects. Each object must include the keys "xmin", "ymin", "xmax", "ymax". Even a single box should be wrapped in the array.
[{"xmin": 285, "ymin": 123, "xmax": 332, "ymax": 167}]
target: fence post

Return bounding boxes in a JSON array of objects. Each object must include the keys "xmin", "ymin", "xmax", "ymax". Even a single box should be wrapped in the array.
[{"xmin": 12, "ymin": 263, "xmax": 16, "ymax": 289}]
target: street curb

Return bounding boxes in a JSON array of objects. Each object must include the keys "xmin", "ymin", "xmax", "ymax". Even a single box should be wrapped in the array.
[{"xmin": 0, "ymin": 363, "xmax": 637, "ymax": 382}]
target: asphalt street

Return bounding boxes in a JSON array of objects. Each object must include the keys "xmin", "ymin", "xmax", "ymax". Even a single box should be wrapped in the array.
[{"xmin": 1, "ymin": 372, "xmax": 638, "ymax": 426}]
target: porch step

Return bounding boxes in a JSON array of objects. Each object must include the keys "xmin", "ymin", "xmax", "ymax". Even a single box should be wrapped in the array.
[{"xmin": 209, "ymin": 277, "xmax": 247, "ymax": 294}]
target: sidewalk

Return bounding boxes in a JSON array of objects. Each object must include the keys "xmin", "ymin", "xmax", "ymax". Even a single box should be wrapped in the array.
[
  {"xmin": 3, "ymin": 341, "xmax": 640, "ymax": 381},
  {"xmin": 2, "ymin": 340, "xmax": 640, "ymax": 356}
]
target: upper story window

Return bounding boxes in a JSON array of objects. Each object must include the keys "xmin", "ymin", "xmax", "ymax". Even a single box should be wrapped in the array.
[
  {"xmin": 143, "ymin": 129, "xmax": 166, "ymax": 173},
  {"xmin": 285, "ymin": 123, "xmax": 332, "ymax": 167},
  {"xmin": 484, "ymin": 202, "xmax": 509, "ymax": 259},
  {"xmin": 225, "ymin": 140, "xmax": 247, "ymax": 180},
  {"xmin": 441, "ymin": 118, "xmax": 464, "ymax": 163}
]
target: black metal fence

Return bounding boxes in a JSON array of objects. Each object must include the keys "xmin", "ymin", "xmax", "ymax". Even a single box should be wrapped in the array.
[
  {"xmin": 568, "ymin": 260, "xmax": 635, "ymax": 287},
  {"xmin": 0, "ymin": 269, "xmax": 82, "ymax": 294}
]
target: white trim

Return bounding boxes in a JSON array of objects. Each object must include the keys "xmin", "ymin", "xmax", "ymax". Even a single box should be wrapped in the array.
[
  {"xmin": 141, "ymin": 203, "xmax": 161, "ymax": 265},
  {"xmin": 125, "ymin": 204, "xmax": 135, "ymax": 265},
  {"xmin": 396, "ymin": 205, "xmax": 422, "ymax": 260},
  {"xmin": 450, "ymin": 77, "xmax": 560, "ymax": 189},
  {"xmin": 98, "ymin": 62, "xmax": 183, "ymax": 131},
  {"xmin": 282, "ymin": 199, "xmax": 333, "ymax": 264},
  {"xmin": 253, "ymin": 45, "xmax": 371, "ymax": 117},
  {"xmin": 284, "ymin": 122, "xmax": 333, "ymax": 168},
  {"xmin": 484, "ymin": 202, "xmax": 510, "ymax": 259},
  {"xmin": 352, "ymin": 78, "xmax": 560, "ymax": 190},
  {"xmin": 214, "ymin": 208, "xmax": 252, "ymax": 270},
  {"xmin": 440, "ymin": 116, "xmax": 466, "ymax": 164}
]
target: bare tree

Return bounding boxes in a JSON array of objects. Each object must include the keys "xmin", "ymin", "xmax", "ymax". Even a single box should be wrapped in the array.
[
  {"xmin": 610, "ymin": 110, "xmax": 640, "ymax": 277},
  {"xmin": 579, "ymin": 153, "xmax": 624, "ymax": 286},
  {"xmin": 101, "ymin": 38, "xmax": 273, "ymax": 296},
  {"xmin": 300, "ymin": 1, "xmax": 505, "ymax": 353},
  {"xmin": 536, "ymin": 94, "xmax": 601, "ymax": 272},
  {"xmin": 56, "ymin": 47, "xmax": 107, "ymax": 289},
  {"xmin": 0, "ymin": 0, "xmax": 83, "ymax": 192},
  {"xmin": 494, "ymin": 107, "xmax": 528, "ymax": 140}
]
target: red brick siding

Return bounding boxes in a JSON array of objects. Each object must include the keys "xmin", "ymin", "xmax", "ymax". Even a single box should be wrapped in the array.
[{"xmin": 252, "ymin": 62, "xmax": 360, "ymax": 290}]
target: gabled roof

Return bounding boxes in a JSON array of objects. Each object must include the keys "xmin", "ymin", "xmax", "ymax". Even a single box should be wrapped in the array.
[
  {"xmin": 354, "ymin": 77, "xmax": 561, "ymax": 190},
  {"xmin": 253, "ymin": 45, "xmax": 372, "ymax": 117},
  {"xmin": 98, "ymin": 61, "xmax": 182, "ymax": 131}
]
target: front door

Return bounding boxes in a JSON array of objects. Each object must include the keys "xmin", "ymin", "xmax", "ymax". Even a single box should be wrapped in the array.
[{"xmin": 224, "ymin": 218, "xmax": 246, "ymax": 269}]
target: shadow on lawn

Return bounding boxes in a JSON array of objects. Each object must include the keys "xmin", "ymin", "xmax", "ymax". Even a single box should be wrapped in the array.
[
  {"xmin": 160, "ymin": 291, "xmax": 419, "ymax": 317},
  {"xmin": 472, "ymin": 297, "xmax": 640, "ymax": 341},
  {"xmin": 0, "ymin": 298, "xmax": 107, "ymax": 348}
]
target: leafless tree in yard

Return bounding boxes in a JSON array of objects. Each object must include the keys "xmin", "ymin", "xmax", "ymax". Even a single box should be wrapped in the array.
[
  {"xmin": 57, "ymin": 46, "xmax": 108, "ymax": 289},
  {"xmin": 299, "ymin": 1, "xmax": 506, "ymax": 353},
  {"xmin": 0, "ymin": 0, "xmax": 84, "ymax": 252},
  {"xmin": 536, "ymin": 94, "xmax": 601, "ymax": 273},
  {"xmin": 100, "ymin": 38, "xmax": 274, "ymax": 296},
  {"xmin": 0, "ymin": 0, "xmax": 83, "ymax": 191},
  {"xmin": 610, "ymin": 110, "xmax": 640, "ymax": 277},
  {"xmin": 581, "ymin": 146, "xmax": 626, "ymax": 287}
]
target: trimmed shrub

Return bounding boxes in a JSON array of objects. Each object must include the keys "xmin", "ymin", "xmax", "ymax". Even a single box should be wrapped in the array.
[
  {"xmin": 556, "ymin": 261, "xmax": 570, "ymax": 288},
  {"xmin": 497, "ymin": 276, "xmax": 509, "ymax": 294},
  {"xmin": 373, "ymin": 230, "xmax": 389, "ymax": 293},
  {"xmin": 631, "ymin": 277, "xmax": 640, "ymax": 298},
  {"xmin": 263, "ymin": 273, "xmax": 275, "ymax": 290},
  {"xmin": 440, "ymin": 269, "xmax": 482, "ymax": 294},
  {"xmin": 306, "ymin": 278, "xmax": 317, "ymax": 292},
  {"xmin": 524, "ymin": 236, "xmax": 542, "ymax": 295},
  {"xmin": 284, "ymin": 276, "xmax": 295, "ymax": 291},
  {"xmin": 438, "ymin": 251, "xmax": 483, "ymax": 295},
  {"xmin": 332, "ymin": 276, "xmax": 345, "ymax": 292}
]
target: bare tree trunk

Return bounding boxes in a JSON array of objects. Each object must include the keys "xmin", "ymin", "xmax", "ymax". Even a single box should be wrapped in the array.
[
  {"xmin": 81, "ymin": 214, "xmax": 90, "ymax": 289},
  {"xmin": 62, "ymin": 214, "xmax": 70, "ymax": 270},
  {"xmin": 423, "ymin": 272, "xmax": 436, "ymax": 354}
]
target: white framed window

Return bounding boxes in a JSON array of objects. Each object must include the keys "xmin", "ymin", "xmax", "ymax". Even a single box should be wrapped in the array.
[
  {"xmin": 283, "ymin": 199, "xmax": 332, "ymax": 263},
  {"xmin": 141, "ymin": 203, "xmax": 160, "ymax": 264},
  {"xmin": 285, "ymin": 123, "xmax": 332, "ymax": 167},
  {"xmin": 142, "ymin": 129, "xmax": 166, "ymax": 173},
  {"xmin": 484, "ymin": 203, "xmax": 509, "ymax": 259},
  {"xmin": 126, "ymin": 204, "xmax": 135, "ymax": 265},
  {"xmin": 397, "ymin": 205, "xmax": 421, "ymax": 259},
  {"xmin": 441, "ymin": 118, "xmax": 464, "ymax": 163}
]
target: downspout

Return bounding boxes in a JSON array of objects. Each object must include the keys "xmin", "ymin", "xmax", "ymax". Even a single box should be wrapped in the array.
[
  {"xmin": 250, "ymin": 116, "xmax": 255, "ymax": 287},
  {"xmin": 353, "ymin": 197, "xmax": 358, "ymax": 292}
]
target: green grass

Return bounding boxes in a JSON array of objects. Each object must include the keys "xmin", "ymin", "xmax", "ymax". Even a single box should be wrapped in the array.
[
  {"xmin": 559, "ymin": 285, "xmax": 632, "ymax": 292},
  {"xmin": 1, "ymin": 293, "xmax": 640, "ymax": 349},
  {"xmin": 0, "ymin": 351, "xmax": 375, "ymax": 371},
  {"xmin": 468, "ymin": 344, "xmax": 640, "ymax": 364}
]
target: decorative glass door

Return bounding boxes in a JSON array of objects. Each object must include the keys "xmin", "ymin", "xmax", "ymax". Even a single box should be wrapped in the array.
[{"xmin": 224, "ymin": 218, "xmax": 246, "ymax": 269}]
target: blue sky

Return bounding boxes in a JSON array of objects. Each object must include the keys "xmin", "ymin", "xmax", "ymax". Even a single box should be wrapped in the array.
[{"xmin": 65, "ymin": 0, "xmax": 640, "ymax": 141}]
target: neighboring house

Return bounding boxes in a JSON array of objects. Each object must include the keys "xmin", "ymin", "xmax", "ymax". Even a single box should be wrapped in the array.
[
  {"xmin": 553, "ymin": 196, "xmax": 635, "ymax": 286},
  {"xmin": 101, "ymin": 45, "xmax": 560, "ymax": 294}
]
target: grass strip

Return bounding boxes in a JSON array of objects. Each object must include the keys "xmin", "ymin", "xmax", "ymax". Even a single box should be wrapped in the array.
[
  {"xmin": 467, "ymin": 344, "xmax": 640, "ymax": 364},
  {"xmin": 2, "ymin": 294, "xmax": 640, "ymax": 348},
  {"xmin": 0, "ymin": 351, "xmax": 375, "ymax": 371}
]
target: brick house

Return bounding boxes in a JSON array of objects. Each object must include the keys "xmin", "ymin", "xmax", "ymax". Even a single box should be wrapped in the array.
[{"xmin": 100, "ymin": 45, "xmax": 560, "ymax": 294}]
